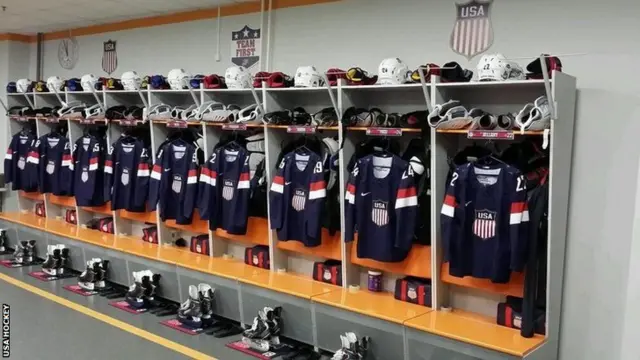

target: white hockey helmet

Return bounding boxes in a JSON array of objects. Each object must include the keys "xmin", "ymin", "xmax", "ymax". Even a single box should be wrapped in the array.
[
  {"xmin": 167, "ymin": 68, "xmax": 191, "ymax": 90},
  {"xmin": 377, "ymin": 58, "xmax": 411, "ymax": 85},
  {"xmin": 80, "ymin": 74, "xmax": 98, "ymax": 91},
  {"xmin": 16, "ymin": 79, "xmax": 32, "ymax": 93},
  {"xmin": 476, "ymin": 54, "xmax": 525, "ymax": 81},
  {"xmin": 515, "ymin": 96, "xmax": 551, "ymax": 131},
  {"xmin": 294, "ymin": 66, "xmax": 324, "ymax": 88},
  {"xmin": 225, "ymin": 66, "xmax": 251, "ymax": 89},
  {"xmin": 121, "ymin": 71, "xmax": 142, "ymax": 91},
  {"xmin": 46, "ymin": 76, "xmax": 64, "ymax": 92}
]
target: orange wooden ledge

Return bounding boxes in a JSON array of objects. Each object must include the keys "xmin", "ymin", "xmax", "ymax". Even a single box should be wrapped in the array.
[
  {"xmin": 48, "ymin": 195, "xmax": 76, "ymax": 207},
  {"xmin": 277, "ymin": 229, "xmax": 341, "ymax": 260},
  {"xmin": 81, "ymin": 202, "xmax": 113, "ymax": 216},
  {"xmin": 215, "ymin": 217, "xmax": 269, "ymax": 246},
  {"xmin": 312, "ymin": 288, "xmax": 431, "ymax": 324},
  {"xmin": 405, "ymin": 309, "xmax": 545, "ymax": 357},
  {"xmin": 119, "ymin": 210, "xmax": 157, "ymax": 224},
  {"xmin": 351, "ymin": 238, "xmax": 431, "ymax": 279},
  {"xmin": 165, "ymin": 213, "xmax": 208, "ymax": 234},
  {"xmin": 19, "ymin": 191, "xmax": 43, "ymax": 201},
  {"xmin": 441, "ymin": 263, "xmax": 524, "ymax": 298}
]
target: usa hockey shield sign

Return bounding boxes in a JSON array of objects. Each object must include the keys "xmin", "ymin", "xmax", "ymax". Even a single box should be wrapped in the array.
[
  {"xmin": 371, "ymin": 200, "xmax": 389, "ymax": 227},
  {"xmin": 292, "ymin": 189, "xmax": 306, "ymax": 212},
  {"xmin": 222, "ymin": 180, "xmax": 235, "ymax": 201},
  {"xmin": 231, "ymin": 25, "xmax": 261, "ymax": 69},
  {"xmin": 102, "ymin": 40, "xmax": 118, "ymax": 75},
  {"xmin": 473, "ymin": 209, "xmax": 496, "ymax": 240},
  {"xmin": 450, "ymin": 0, "xmax": 493, "ymax": 60}
]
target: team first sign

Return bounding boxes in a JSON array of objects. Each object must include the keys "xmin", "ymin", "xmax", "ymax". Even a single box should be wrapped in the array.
[{"xmin": 231, "ymin": 25, "xmax": 261, "ymax": 69}]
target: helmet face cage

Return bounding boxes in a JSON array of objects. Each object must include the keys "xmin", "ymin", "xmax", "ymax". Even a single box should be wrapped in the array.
[
  {"xmin": 168, "ymin": 69, "xmax": 190, "ymax": 90},
  {"xmin": 294, "ymin": 66, "xmax": 323, "ymax": 88},
  {"xmin": 16, "ymin": 79, "xmax": 31, "ymax": 93},
  {"xmin": 46, "ymin": 76, "xmax": 64, "ymax": 92}
]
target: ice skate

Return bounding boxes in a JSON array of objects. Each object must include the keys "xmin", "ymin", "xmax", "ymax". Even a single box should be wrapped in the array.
[{"xmin": 177, "ymin": 285, "xmax": 203, "ymax": 328}]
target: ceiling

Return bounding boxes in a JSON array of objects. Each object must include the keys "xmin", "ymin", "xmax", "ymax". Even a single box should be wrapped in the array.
[{"xmin": 0, "ymin": 0, "xmax": 257, "ymax": 34}]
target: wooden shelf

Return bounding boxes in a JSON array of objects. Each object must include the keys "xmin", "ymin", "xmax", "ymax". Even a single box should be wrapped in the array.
[
  {"xmin": 405, "ymin": 310, "xmax": 545, "ymax": 357},
  {"xmin": 312, "ymin": 288, "xmax": 431, "ymax": 324},
  {"xmin": 266, "ymin": 125, "xmax": 339, "ymax": 131},
  {"xmin": 206, "ymin": 122, "xmax": 264, "ymax": 128},
  {"xmin": 19, "ymin": 191, "xmax": 43, "ymax": 201},
  {"xmin": 441, "ymin": 263, "xmax": 524, "ymax": 298},
  {"xmin": 119, "ymin": 210, "xmax": 157, "ymax": 223},
  {"xmin": 47, "ymin": 195, "xmax": 75, "ymax": 207},
  {"xmin": 277, "ymin": 229, "xmax": 342, "ymax": 261},
  {"xmin": 81, "ymin": 202, "xmax": 113, "ymax": 216},
  {"xmin": 235, "ymin": 266, "xmax": 337, "ymax": 299},
  {"xmin": 351, "ymin": 238, "xmax": 431, "ymax": 279},
  {"xmin": 165, "ymin": 213, "xmax": 208, "ymax": 234},
  {"xmin": 347, "ymin": 126, "xmax": 421, "ymax": 133},
  {"xmin": 215, "ymin": 217, "xmax": 269, "ymax": 246}
]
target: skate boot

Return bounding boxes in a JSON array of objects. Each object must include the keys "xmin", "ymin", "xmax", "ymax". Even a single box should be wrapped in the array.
[
  {"xmin": 243, "ymin": 307, "xmax": 282, "ymax": 352},
  {"xmin": 0, "ymin": 229, "xmax": 7, "ymax": 252},
  {"xmin": 95, "ymin": 260, "xmax": 109, "ymax": 290},
  {"xmin": 41, "ymin": 245, "xmax": 57, "ymax": 275},
  {"xmin": 142, "ymin": 272, "xmax": 161, "ymax": 305},
  {"xmin": 13, "ymin": 241, "xmax": 27, "ymax": 264},
  {"xmin": 177, "ymin": 285, "xmax": 203, "ymax": 328},
  {"xmin": 78, "ymin": 259, "xmax": 100, "ymax": 290},
  {"xmin": 126, "ymin": 271, "xmax": 147, "ymax": 309},
  {"xmin": 25, "ymin": 240, "xmax": 36, "ymax": 264},
  {"xmin": 57, "ymin": 247, "xmax": 69, "ymax": 275},
  {"xmin": 198, "ymin": 284, "xmax": 215, "ymax": 326}
]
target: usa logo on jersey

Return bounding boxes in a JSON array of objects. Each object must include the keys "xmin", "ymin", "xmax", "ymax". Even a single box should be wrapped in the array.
[
  {"xmin": 222, "ymin": 179, "xmax": 235, "ymax": 201},
  {"xmin": 292, "ymin": 189, "xmax": 306, "ymax": 211},
  {"xmin": 473, "ymin": 209, "xmax": 496, "ymax": 239},
  {"xmin": 371, "ymin": 200, "xmax": 389, "ymax": 227}
]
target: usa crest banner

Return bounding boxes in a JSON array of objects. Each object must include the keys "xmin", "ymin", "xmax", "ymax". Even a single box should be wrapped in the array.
[
  {"xmin": 231, "ymin": 25, "xmax": 261, "ymax": 69},
  {"xmin": 450, "ymin": 0, "xmax": 493, "ymax": 60},
  {"xmin": 102, "ymin": 40, "xmax": 118, "ymax": 75}
]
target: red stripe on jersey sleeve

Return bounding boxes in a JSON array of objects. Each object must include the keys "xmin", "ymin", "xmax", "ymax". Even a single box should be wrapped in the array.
[
  {"xmin": 397, "ymin": 187, "xmax": 417, "ymax": 198},
  {"xmin": 105, "ymin": 160, "xmax": 113, "ymax": 167},
  {"xmin": 152, "ymin": 164, "xmax": 162, "ymax": 172},
  {"xmin": 273, "ymin": 175, "xmax": 284, "ymax": 185},
  {"xmin": 6, "ymin": 149, "xmax": 12, "ymax": 154},
  {"xmin": 188, "ymin": 169, "xmax": 197, "ymax": 177},
  {"xmin": 310, "ymin": 180, "xmax": 326, "ymax": 191},
  {"xmin": 63, "ymin": 154, "xmax": 72, "ymax": 161},
  {"xmin": 138, "ymin": 163, "xmax": 149, "ymax": 170},
  {"xmin": 347, "ymin": 184, "xmax": 355, "ymax": 193},
  {"xmin": 201, "ymin": 167, "xmax": 211, "ymax": 176},
  {"xmin": 89, "ymin": 157, "xmax": 99, "ymax": 164},
  {"xmin": 510, "ymin": 202, "xmax": 525, "ymax": 213},
  {"xmin": 239, "ymin": 172, "xmax": 251, "ymax": 181},
  {"xmin": 444, "ymin": 194, "xmax": 457, "ymax": 207},
  {"xmin": 28, "ymin": 151, "xmax": 39, "ymax": 158}
]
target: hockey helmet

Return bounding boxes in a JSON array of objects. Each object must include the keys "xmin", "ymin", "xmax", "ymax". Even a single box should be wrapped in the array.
[
  {"xmin": 167, "ymin": 68, "xmax": 191, "ymax": 90},
  {"xmin": 190, "ymin": 74, "xmax": 205, "ymax": 89},
  {"xmin": 476, "ymin": 54, "xmax": 524, "ymax": 81},
  {"xmin": 46, "ymin": 76, "xmax": 65, "ymax": 92},
  {"xmin": 66, "ymin": 78, "xmax": 82, "ymax": 92},
  {"xmin": 121, "ymin": 71, "xmax": 142, "ymax": 91},
  {"xmin": 294, "ymin": 66, "xmax": 324, "ymax": 88},
  {"xmin": 267, "ymin": 72, "xmax": 294, "ymax": 88},
  {"xmin": 80, "ymin": 74, "xmax": 99, "ymax": 91},
  {"xmin": 225, "ymin": 66, "xmax": 251, "ymax": 89},
  {"xmin": 6, "ymin": 82, "xmax": 17, "ymax": 93},
  {"xmin": 378, "ymin": 58, "xmax": 411, "ymax": 85},
  {"xmin": 326, "ymin": 68, "xmax": 347, "ymax": 86},
  {"xmin": 16, "ymin": 78, "xmax": 32, "ymax": 93},
  {"xmin": 203, "ymin": 74, "xmax": 226, "ymax": 89}
]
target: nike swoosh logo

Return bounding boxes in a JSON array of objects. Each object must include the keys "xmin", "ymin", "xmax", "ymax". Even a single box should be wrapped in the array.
[
  {"xmin": 164, "ymin": 169, "xmax": 171, "ymax": 172},
  {"xmin": 465, "ymin": 201, "xmax": 472, "ymax": 206},
  {"xmin": 284, "ymin": 182, "xmax": 292, "ymax": 185},
  {"xmin": 361, "ymin": 192, "xmax": 371, "ymax": 196}
]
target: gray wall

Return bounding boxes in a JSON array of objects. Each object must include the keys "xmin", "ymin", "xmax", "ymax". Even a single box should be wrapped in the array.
[{"xmin": 3, "ymin": 0, "xmax": 640, "ymax": 358}]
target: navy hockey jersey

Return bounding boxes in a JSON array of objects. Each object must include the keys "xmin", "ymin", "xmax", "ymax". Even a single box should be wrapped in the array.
[
  {"xmin": 345, "ymin": 155, "xmax": 418, "ymax": 262},
  {"xmin": 198, "ymin": 147, "xmax": 251, "ymax": 234},
  {"xmin": 27, "ymin": 133, "xmax": 73, "ymax": 195},
  {"xmin": 441, "ymin": 162, "xmax": 529, "ymax": 283},
  {"xmin": 71, "ymin": 135, "xmax": 108, "ymax": 207},
  {"xmin": 4, "ymin": 132, "xmax": 38, "ymax": 192},
  {"xmin": 104, "ymin": 138, "xmax": 151, "ymax": 212},
  {"xmin": 269, "ymin": 151, "xmax": 326, "ymax": 247},
  {"xmin": 148, "ymin": 141, "xmax": 199, "ymax": 224}
]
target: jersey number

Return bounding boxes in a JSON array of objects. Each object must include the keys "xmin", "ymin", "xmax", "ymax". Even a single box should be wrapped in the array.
[
  {"xmin": 450, "ymin": 172, "xmax": 459, "ymax": 186},
  {"xmin": 516, "ymin": 176, "xmax": 525, "ymax": 192},
  {"xmin": 313, "ymin": 161, "xmax": 322, "ymax": 174}
]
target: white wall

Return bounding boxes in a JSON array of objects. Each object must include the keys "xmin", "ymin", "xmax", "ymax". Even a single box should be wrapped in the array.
[{"xmin": 6, "ymin": 0, "xmax": 640, "ymax": 358}]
